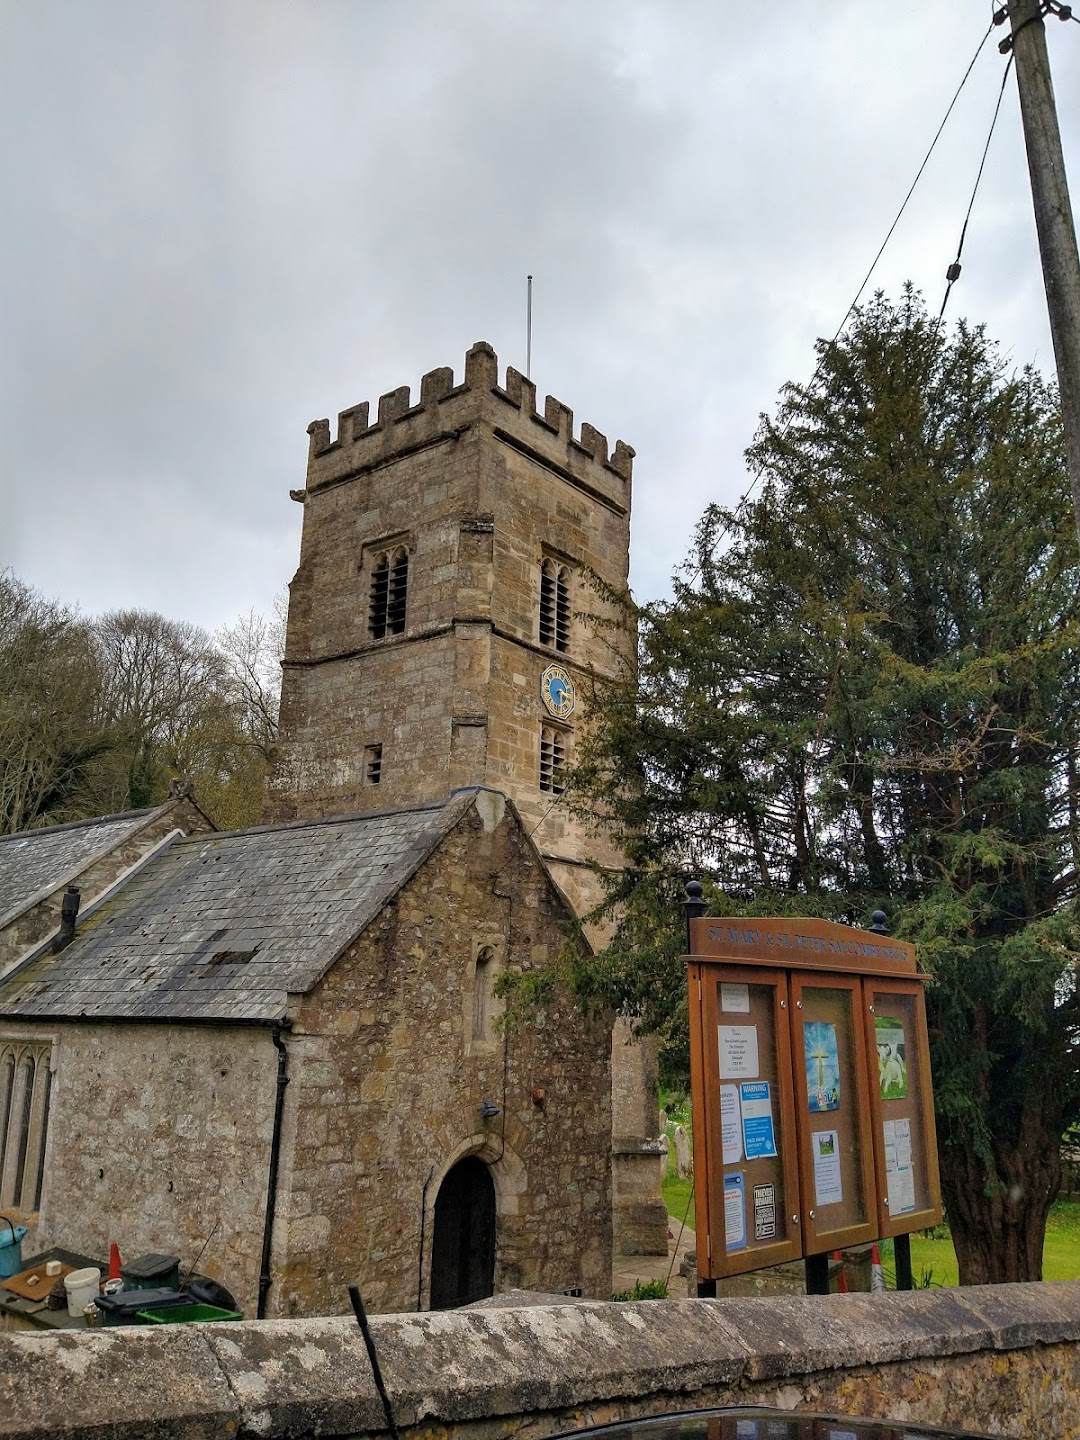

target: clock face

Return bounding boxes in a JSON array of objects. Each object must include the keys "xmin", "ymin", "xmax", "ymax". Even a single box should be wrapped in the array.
[{"xmin": 540, "ymin": 663, "xmax": 576, "ymax": 719}]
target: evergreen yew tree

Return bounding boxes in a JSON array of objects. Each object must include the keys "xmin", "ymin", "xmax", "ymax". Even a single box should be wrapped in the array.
[{"xmin": 570, "ymin": 289, "xmax": 1080, "ymax": 1284}]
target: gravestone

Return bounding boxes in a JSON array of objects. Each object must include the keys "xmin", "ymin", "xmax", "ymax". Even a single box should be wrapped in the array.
[{"xmin": 674, "ymin": 1123, "xmax": 693, "ymax": 1180}]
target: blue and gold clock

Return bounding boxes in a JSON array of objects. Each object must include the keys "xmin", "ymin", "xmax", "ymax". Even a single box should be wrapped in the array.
[{"xmin": 540, "ymin": 663, "xmax": 576, "ymax": 719}]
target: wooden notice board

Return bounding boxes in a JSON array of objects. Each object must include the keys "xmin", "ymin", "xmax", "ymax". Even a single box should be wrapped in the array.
[
  {"xmin": 688, "ymin": 917, "xmax": 941, "ymax": 1284},
  {"xmin": 689, "ymin": 915, "xmax": 918, "ymax": 976},
  {"xmin": 789, "ymin": 972, "xmax": 877, "ymax": 1254},
  {"xmin": 688, "ymin": 963, "xmax": 802, "ymax": 1276},
  {"xmin": 863, "ymin": 979, "xmax": 943, "ymax": 1237}
]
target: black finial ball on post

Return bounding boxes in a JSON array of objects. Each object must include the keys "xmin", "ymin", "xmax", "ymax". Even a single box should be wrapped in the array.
[
  {"xmin": 684, "ymin": 879, "xmax": 707, "ymax": 950},
  {"xmin": 869, "ymin": 909, "xmax": 889, "ymax": 935}
]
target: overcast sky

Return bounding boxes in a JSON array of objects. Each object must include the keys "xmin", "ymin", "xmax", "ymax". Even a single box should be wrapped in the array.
[{"xmin": 2, "ymin": 0, "xmax": 1078, "ymax": 632}]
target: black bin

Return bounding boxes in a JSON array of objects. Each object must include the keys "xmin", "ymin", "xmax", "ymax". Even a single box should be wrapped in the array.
[
  {"xmin": 120, "ymin": 1254, "xmax": 181, "ymax": 1291},
  {"xmin": 94, "ymin": 1287, "xmax": 185, "ymax": 1326}
]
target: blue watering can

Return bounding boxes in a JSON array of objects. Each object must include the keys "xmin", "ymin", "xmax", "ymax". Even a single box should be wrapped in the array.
[{"xmin": 0, "ymin": 1214, "xmax": 28, "ymax": 1280}]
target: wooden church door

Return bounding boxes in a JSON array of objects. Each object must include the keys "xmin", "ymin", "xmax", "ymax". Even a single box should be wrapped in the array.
[{"xmin": 429, "ymin": 1155, "xmax": 496, "ymax": 1309}]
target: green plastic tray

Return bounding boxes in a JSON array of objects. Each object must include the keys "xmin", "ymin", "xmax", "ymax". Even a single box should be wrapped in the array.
[{"xmin": 136, "ymin": 1302, "xmax": 242, "ymax": 1324}]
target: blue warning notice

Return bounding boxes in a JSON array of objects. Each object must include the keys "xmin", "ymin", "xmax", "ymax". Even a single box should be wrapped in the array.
[{"xmin": 740, "ymin": 1081, "xmax": 778, "ymax": 1159}]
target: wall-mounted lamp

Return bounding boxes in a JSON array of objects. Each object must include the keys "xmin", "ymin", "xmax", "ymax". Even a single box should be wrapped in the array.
[{"xmin": 480, "ymin": 1099, "xmax": 501, "ymax": 1119}]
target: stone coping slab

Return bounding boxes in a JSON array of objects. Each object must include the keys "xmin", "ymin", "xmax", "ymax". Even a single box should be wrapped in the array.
[
  {"xmin": 1, "ymin": 1283, "xmax": 1078, "ymax": 1440},
  {"xmin": 960, "ymin": 1276, "xmax": 1080, "ymax": 1348},
  {"xmin": 0, "ymin": 1325, "xmax": 237, "ymax": 1439},
  {"xmin": 466, "ymin": 1288, "xmax": 596, "ymax": 1309}
]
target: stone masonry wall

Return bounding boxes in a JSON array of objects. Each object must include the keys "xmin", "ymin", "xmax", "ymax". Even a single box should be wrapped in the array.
[
  {"xmin": 4, "ymin": 1284, "xmax": 1080, "ymax": 1439},
  {"xmin": 270, "ymin": 635, "xmax": 462, "ymax": 814},
  {"xmin": 264, "ymin": 341, "xmax": 633, "ymax": 883},
  {"xmin": 25, "ymin": 1021, "xmax": 275, "ymax": 1316},
  {"xmin": 8, "ymin": 798, "xmax": 612, "ymax": 1324},
  {"xmin": 270, "ymin": 792, "xmax": 613, "ymax": 1316}
]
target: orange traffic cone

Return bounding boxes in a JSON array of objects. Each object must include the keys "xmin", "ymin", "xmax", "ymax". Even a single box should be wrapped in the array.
[
  {"xmin": 832, "ymin": 1250, "xmax": 848, "ymax": 1293},
  {"xmin": 107, "ymin": 1242, "xmax": 122, "ymax": 1282},
  {"xmin": 870, "ymin": 1243, "xmax": 886, "ymax": 1292}
]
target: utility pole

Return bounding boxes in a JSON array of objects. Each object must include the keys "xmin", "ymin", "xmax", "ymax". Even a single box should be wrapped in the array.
[{"xmin": 1005, "ymin": 0, "xmax": 1080, "ymax": 547}]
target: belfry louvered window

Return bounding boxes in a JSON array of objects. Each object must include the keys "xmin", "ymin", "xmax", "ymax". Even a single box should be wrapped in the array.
[
  {"xmin": 539, "ymin": 725, "xmax": 567, "ymax": 795},
  {"xmin": 0, "ymin": 1040, "xmax": 52, "ymax": 1212},
  {"xmin": 539, "ymin": 559, "xmax": 571, "ymax": 652},
  {"xmin": 369, "ymin": 546, "xmax": 409, "ymax": 639}
]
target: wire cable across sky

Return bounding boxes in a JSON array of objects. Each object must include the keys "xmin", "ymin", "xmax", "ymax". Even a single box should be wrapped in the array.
[{"xmin": 685, "ymin": 16, "xmax": 1000, "ymax": 581}]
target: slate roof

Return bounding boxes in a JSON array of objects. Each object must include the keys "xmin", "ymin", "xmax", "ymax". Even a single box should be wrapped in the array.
[
  {"xmin": 0, "ymin": 793, "xmax": 480, "ymax": 1025},
  {"xmin": 0, "ymin": 808, "xmax": 164, "ymax": 931}
]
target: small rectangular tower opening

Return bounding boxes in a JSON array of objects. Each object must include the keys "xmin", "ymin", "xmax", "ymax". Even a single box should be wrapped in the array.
[{"xmin": 364, "ymin": 744, "xmax": 383, "ymax": 785}]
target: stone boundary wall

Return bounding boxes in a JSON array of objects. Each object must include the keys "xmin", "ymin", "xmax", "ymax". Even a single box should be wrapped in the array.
[{"xmin": 2, "ymin": 1284, "xmax": 1080, "ymax": 1440}]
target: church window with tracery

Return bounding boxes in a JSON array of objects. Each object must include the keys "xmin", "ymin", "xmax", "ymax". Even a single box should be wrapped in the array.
[
  {"xmin": 539, "ymin": 559, "xmax": 571, "ymax": 652},
  {"xmin": 369, "ymin": 546, "xmax": 409, "ymax": 639}
]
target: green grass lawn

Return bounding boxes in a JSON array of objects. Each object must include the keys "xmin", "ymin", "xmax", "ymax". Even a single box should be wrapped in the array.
[
  {"xmin": 905, "ymin": 1200, "xmax": 1080, "ymax": 1287},
  {"xmin": 661, "ymin": 1168, "xmax": 1080, "ymax": 1287},
  {"xmin": 663, "ymin": 1173, "xmax": 695, "ymax": 1233}
]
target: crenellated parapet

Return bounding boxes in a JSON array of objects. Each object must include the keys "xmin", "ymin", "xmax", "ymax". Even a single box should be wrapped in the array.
[{"xmin": 302, "ymin": 341, "xmax": 634, "ymax": 507}]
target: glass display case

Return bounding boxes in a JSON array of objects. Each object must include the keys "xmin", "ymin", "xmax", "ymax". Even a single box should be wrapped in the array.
[
  {"xmin": 863, "ymin": 979, "xmax": 942, "ymax": 1236},
  {"xmin": 688, "ymin": 917, "xmax": 942, "ymax": 1285},
  {"xmin": 688, "ymin": 964, "xmax": 802, "ymax": 1275}
]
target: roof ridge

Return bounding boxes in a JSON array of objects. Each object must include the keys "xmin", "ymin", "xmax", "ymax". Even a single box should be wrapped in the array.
[
  {"xmin": 0, "ymin": 806, "xmax": 160, "ymax": 844},
  {"xmin": 168, "ymin": 793, "xmax": 475, "ymax": 846}
]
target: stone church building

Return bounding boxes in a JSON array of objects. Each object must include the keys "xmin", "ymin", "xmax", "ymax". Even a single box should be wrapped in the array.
[{"xmin": 0, "ymin": 342, "xmax": 664, "ymax": 1317}]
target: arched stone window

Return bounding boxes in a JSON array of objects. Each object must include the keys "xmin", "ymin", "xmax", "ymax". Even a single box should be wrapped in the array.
[
  {"xmin": 0, "ymin": 1040, "xmax": 52, "ymax": 1212},
  {"xmin": 369, "ymin": 545, "xmax": 409, "ymax": 639},
  {"xmin": 539, "ymin": 559, "xmax": 571, "ymax": 653},
  {"xmin": 0, "ymin": 1050, "xmax": 14, "ymax": 1170},
  {"xmin": 473, "ymin": 946, "xmax": 496, "ymax": 1044}
]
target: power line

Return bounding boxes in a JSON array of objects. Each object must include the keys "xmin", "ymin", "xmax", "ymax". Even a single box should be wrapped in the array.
[
  {"xmin": 684, "ymin": 16, "xmax": 997, "ymax": 584},
  {"xmin": 936, "ymin": 52, "xmax": 1015, "ymax": 324},
  {"xmin": 823, "ymin": 22, "xmax": 996, "ymax": 352}
]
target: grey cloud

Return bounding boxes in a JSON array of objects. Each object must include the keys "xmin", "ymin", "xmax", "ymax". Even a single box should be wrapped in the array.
[{"xmin": 1, "ymin": 0, "xmax": 1077, "ymax": 623}]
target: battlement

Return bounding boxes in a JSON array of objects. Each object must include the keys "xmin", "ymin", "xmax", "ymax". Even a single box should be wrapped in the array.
[{"xmin": 304, "ymin": 341, "xmax": 634, "ymax": 493}]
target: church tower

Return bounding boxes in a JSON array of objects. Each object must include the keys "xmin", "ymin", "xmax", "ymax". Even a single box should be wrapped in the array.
[
  {"xmin": 265, "ymin": 340, "xmax": 634, "ymax": 919},
  {"xmin": 266, "ymin": 341, "xmax": 668, "ymax": 1256}
]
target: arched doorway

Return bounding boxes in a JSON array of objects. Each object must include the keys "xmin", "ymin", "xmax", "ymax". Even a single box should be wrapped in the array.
[{"xmin": 429, "ymin": 1155, "xmax": 496, "ymax": 1309}]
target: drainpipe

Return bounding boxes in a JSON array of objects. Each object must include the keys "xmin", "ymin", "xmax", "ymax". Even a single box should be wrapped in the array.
[{"xmin": 257, "ymin": 1021, "xmax": 290, "ymax": 1319}]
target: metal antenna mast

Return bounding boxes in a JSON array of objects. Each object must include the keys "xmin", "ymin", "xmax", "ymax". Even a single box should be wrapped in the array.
[{"xmin": 526, "ymin": 274, "xmax": 533, "ymax": 380}]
